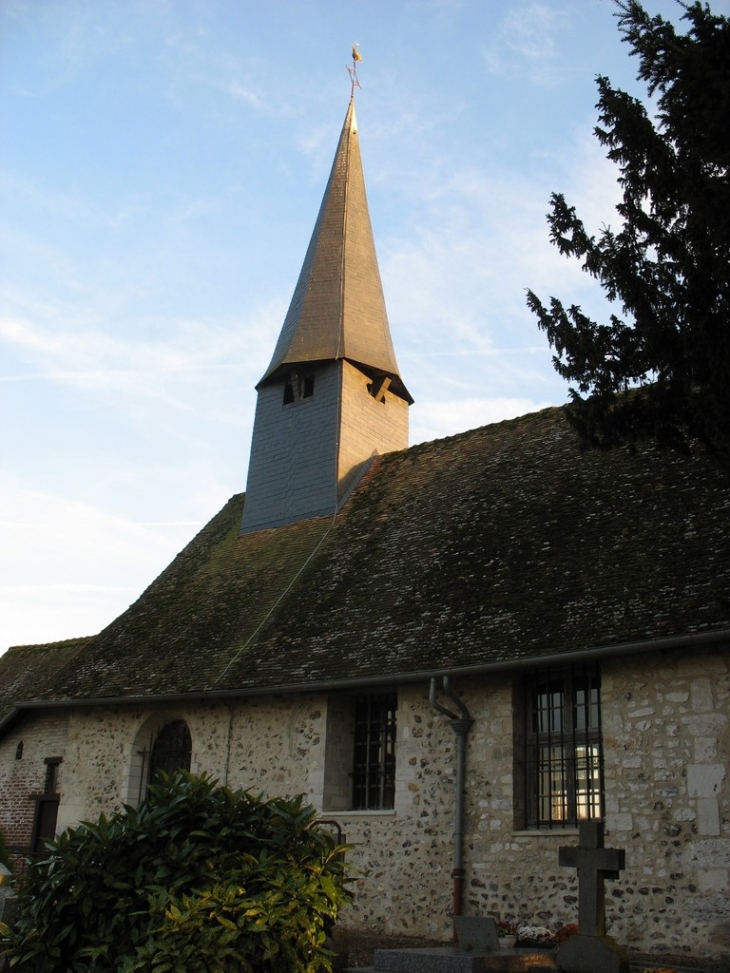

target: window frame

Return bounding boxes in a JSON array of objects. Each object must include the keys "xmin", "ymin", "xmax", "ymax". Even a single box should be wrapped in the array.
[
  {"xmin": 351, "ymin": 692, "xmax": 397, "ymax": 811},
  {"xmin": 283, "ymin": 369, "xmax": 315, "ymax": 405},
  {"xmin": 523, "ymin": 663, "xmax": 604, "ymax": 829},
  {"xmin": 148, "ymin": 720, "xmax": 192, "ymax": 785},
  {"xmin": 30, "ymin": 756, "xmax": 62, "ymax": 855}
]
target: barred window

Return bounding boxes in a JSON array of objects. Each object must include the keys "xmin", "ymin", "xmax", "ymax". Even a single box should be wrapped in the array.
[
  {"xmin": 352, "ymin": 693, "xmax": 397, "ymax": 810},
  {"xmin": 148, "ymin": 720, "xmax": 192, "ymax": 784},
  {"xmin": 524, "ymin": 663, "xmax": 603, "ymax": 828}
]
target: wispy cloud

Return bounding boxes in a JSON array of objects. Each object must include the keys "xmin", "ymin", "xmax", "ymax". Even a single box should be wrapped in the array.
[
  {"xmin": 384, "ymin": 166, "xmax": 608, "ymax": 350},
  {"xmin": 0, "ymin": 302, "xmax": 280, "ymax": 407},
  {"xmin": 480, "ymin": 3, "xmax": 570, "ymax": 86},
  {"xmin": 378, "ymin": 120, "xmax": 622, "ymax": 430},
  {"xmin": 223, "ymin": 79, "xmax": 261, "ymax": 106},
  {"xmin": 411, "ymin": 395, "xmax": 554, "ymax": 445},
  {"xmin": 0, "ymin": 477, "xmax": 210, "ymax": 649}
]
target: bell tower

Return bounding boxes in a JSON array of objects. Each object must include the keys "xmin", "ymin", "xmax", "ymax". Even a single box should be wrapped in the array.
[{"xmin": 240, "ymin": 98, "xmax": 412, "ymax": 534}]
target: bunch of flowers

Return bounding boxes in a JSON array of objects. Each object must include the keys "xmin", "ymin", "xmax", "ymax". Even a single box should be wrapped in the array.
[
  {"xmin": 555, "ymin": 923, "xmax": 578, "ymax": 944},
  {"xmin": 517, "ymin": 925, "xmax": 556, "ymax": 947},
  {"xmin": 495, "ymin": 918, "xmax": 519, "ymax": 937}
]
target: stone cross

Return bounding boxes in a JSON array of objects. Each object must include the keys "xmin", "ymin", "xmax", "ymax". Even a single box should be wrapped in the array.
[{"xmin": 559, "ymin": 820, "xmax": 625, "ymax": 937}]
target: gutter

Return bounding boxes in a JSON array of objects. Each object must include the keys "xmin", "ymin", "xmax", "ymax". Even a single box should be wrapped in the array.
[{"xmin": 2, "ymin": 627, "xmax": 729, "ymax": 736}]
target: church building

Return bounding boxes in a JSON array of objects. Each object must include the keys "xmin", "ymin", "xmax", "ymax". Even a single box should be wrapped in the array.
[{"xmin": 1, "ymin": 96, "xmax": 728, "ymax": 968}]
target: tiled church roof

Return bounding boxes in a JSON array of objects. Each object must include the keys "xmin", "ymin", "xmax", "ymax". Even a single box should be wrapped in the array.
[
  {"xmin": 2, "ymin": 406, "xmax": 729, "ymax": 722},
  {"xmin": 0, "ymin": 638, "xmax": 92, "ymax": 721}
]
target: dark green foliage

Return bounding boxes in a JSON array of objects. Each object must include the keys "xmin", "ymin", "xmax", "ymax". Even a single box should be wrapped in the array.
[
  {"xmin": 527, "ymin": 1, "xmax": 730, "ymax": 467},
  {"xmin": 0, "ymin": 827, "xmax": 12, "ymax": 940},
  {"xmin": 0, "ymin": 829, "xmax": 10, "ymax": 869},
  {"xmin": 0, "ymin": 772, "xmax": 350, "ymax": 973}
]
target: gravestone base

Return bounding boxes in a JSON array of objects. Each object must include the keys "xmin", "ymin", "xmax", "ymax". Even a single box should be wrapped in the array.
[
  {"xmin": 369, "ymin": 946, "xmax": 557, "ymax": 973},
  {"xmin": 557, "ymin": 934, "xmax": 629, "ymax": 973},
  {"xmin": 453, "ymin": 916, "xmax": 500, "ymax": 952},
  {"xmin": 0, "ymin": 895, "xmax": 16, "ymax": 929}
]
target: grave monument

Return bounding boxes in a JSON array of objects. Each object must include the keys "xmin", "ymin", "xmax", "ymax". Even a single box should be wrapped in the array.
[{"xmin": 557, "ymin": 821, "xmax": 630, "ymax": 973}]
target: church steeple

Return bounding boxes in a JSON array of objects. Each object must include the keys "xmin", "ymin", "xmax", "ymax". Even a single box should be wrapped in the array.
[
  {"xmin": 241, "ymin": 97, "xmax": 411, "ymax": 534},
  {"xmin": 257, "ymin": 98, "xmax": 411, "ymax": 403}
]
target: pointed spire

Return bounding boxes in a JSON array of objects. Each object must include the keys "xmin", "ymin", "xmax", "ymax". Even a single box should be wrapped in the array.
[{"xmin": 258, "ymin": 99, "xmax": 412, "ymax": 403}]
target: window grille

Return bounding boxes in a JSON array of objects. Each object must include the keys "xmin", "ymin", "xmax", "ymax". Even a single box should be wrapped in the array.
[
  {"xmin": 525, "ymin": 663, "xmax": 603, "ymax": 828},
  {"xmin": 148, "ymin": 721, "xmax": 192, "ymax": 784},
  {"xmin": 352, "ymin": 693, "xmax": 397, "ymax": 810}
]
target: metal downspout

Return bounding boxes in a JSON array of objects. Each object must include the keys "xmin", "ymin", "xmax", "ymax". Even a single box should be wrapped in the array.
[{"xmin": 429, "ymin": 676, "xmax": 473, "ymax": 940}]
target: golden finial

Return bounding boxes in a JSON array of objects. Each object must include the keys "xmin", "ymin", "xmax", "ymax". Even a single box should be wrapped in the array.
[{"xmin": 347, "ymin": 44, "xmax": 362, "ymax": 97}]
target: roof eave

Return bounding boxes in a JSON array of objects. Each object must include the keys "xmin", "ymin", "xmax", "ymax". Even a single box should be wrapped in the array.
[
  {"xmin": 3, "ymin": 626, "xmax": 727, "ymax": 737},
  {"xmin": 256, "ymin": 357, "xmax": 414, "ymax": 404}
]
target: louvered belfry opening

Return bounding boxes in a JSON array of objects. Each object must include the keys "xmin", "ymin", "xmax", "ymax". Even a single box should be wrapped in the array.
[
  {"xmin": 352, "ymin": 693, "xmax": 397, "ymax": 810},
  {"xmin": 525, "ymin": 662, "xmax": 603, "ymax": 828}
]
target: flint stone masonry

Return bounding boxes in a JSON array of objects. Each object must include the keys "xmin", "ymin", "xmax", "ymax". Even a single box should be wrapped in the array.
[
  {"xmin": 686, "ymin": 838, "xmax": 730, "ymax": 868},
  {"xmin": 1, "ymin": 648, "xmax": 727, "ymax": 965},
  {"xmin": 697, "ymin": 798, "xmax": 721, "ymax": 836},
  {"xmin": 687, "ymin": 764, "xmax": 725, "ymax": 798}
]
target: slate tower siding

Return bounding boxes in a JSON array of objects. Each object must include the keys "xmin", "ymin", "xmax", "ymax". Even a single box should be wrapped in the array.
[
  {"xmin": 240, "ymin": 360, "xmax": 409, "ymax": 533},
  {"xmin": 241, "ymin": 364, "xmax": 341, "ymax": 531},
  {"xmin": 241, "ymin": 98, "xmax": 410, "ymax": 535},
  {"xmin": 337, "ymin": 360, "xmax": 409, "ymax": 503}
]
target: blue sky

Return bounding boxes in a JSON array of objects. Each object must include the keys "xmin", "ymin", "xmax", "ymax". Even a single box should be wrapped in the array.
[{"xmin": 2, "ymin": 0, "xmax": 725, "ymax": 652}]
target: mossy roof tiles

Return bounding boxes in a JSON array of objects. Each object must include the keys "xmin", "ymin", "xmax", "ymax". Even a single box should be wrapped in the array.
[
  {"xmin": 0, "ymin": 638, "xmax": 91, "ymax": 723},
  {"xmin": 3, "ymin": 407, "xmax": 729, "ymax": 716}
]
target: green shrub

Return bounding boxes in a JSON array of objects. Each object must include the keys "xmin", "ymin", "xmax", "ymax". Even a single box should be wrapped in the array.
[
  {"xmin": 0, "ymin": 828, "xmax": 10, "ymax": 870},
  {"xmin": 0, "ymin": 771, "xmax": 350, "ymax": 973}
]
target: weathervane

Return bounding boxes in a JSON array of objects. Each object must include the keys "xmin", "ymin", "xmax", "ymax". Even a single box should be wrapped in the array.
[{"xmin": 347, "ymin": 44, "xmax": 362, "ymax": 97}]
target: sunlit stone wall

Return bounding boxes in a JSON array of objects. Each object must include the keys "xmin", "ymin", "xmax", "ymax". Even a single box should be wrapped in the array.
[{"xmin": 5, "ymin": 645, "xmax": 726, "ymax": 963}]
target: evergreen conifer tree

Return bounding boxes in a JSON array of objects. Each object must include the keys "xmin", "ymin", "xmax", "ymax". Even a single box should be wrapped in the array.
[{"xmin": 527, "ymin": 1, "xmax": 730, "ymax": 467}]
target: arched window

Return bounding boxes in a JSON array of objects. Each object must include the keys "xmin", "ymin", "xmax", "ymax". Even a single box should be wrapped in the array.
[{"xmin": 148, "ymin": 720, "xmax": 192, "ymax": 784}]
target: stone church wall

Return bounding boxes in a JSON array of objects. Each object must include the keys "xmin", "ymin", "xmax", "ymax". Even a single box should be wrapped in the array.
[
  {"xmin": 2, "ymin": 645, "xmax": 727, "ymax": 963},
  {"xmin": 310, "ymin": 648, "xmax": 728, "ymax": 962},
  {"xmin": 51, "ymin": 697, "xmax": 326, "ymax": 829}
]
